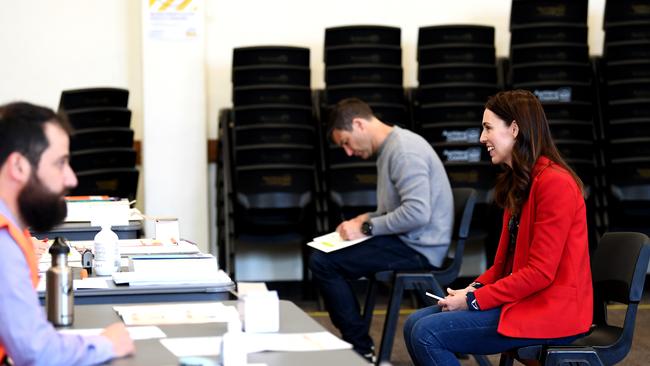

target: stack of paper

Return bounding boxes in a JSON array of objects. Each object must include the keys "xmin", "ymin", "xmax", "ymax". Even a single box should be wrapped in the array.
[
  {"xmin": 307, "ymin": 232, "xmax": 371, "ymax": 253},
  {"xmin": 73, "ymin": 238, "xmax": 200, "ymax": 255},
  {"xmin": 64, "ymin": 197, "xmax": 130, "ymax": 225},
  {"xmin": 114, "ymin": 302, "xmax": 240, "ymax": 326},
  {"xmin": 112, "ymin": 268, "xmax": 232, "ymax": 286}
]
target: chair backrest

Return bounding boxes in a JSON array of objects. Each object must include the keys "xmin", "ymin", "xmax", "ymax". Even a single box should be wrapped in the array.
[
  {"xmin": 592, "ymin": 232, "xmax": 650, "ymax": 317},
  {"xmin": 452, "ymin": 187, "xmax": 477, "ymax": 241},
  {"xmin": 435, "ymin": 187, "xmax": 477, "ymax": 287},
  {"xmin": 589, "ymin": 231, "xmax": 650, "ymax": 365}
]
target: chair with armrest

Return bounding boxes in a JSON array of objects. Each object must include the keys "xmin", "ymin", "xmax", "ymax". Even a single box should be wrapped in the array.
[
  {"xmin": 362, "ymin": 187, "xmax": 491, "ymax": 365},
  {"xmin": 499, "ymin": 231, "xmax": 650, "ymax": 366}
]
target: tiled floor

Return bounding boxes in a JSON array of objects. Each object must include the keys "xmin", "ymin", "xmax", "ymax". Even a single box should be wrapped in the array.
[{"xmin": 282, "ymin": 281, "xmax": 650, "ymax": 366}]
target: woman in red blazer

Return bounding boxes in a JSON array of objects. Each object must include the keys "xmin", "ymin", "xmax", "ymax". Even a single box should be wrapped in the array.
[{"xmin": 404, "ymin": 90, "xmax": 593, "ymax": 365}]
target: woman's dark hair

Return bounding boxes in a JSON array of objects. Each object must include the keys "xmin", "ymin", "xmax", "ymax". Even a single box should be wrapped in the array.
[
  {"xmin": 486, "ymin": 90, "xmax": 583, "ymax": 215},
  {"xmin": 0, "ymin": 102, "xmax": 72, "ymax": 167}
]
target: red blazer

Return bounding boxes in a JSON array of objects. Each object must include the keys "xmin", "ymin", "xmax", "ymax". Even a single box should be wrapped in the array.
[{"xmin": 474, "ymin": 156, "xmax": 593, "ymax": 339}]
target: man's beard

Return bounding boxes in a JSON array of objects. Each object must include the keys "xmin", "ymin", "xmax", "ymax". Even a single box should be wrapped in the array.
[{"xmin": 17, "ymin": 173, "xmax": 68, "ymax": 232}]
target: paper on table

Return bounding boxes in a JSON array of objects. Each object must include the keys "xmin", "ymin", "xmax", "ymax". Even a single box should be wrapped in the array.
[
  {"xmin": 74, "ymin": 277, "xmax": 110, "ymax": 289},
  {"xmin": 160, "ymin": 331, "xmax": 351, "ymax": 357},
  {"xmin": 245, "ymin": 331, "xmax": 352, "ymax": 352},
  {"xmin": 59, "ymin": 326, "xmax": 166, "ymax": 340},
  {"xmin": 114, "ymin": 303, "xmax": 240, "ymax": 326},
  {"xmin": 307, "ymin": 231, "xmax": 371, "ymax": 253},
  {"xmin": 160, "ymin": 336, "xmax": 222, "ymax": 357},
  {"xmin": 236, "ymin": 282, "xmax": 268, "ymax": 298},
  {"xmin": 73, "ymin": 239, "xmax": 200, "ymax": 255}
]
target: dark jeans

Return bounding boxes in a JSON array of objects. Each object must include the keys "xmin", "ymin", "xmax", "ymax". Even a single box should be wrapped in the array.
[
  {"xmin": 404, "ymin": 306, "xmax": 582, "ymax": 366},
  {"xmin": 308, "ymin": 235, "xmax": 433, "ymax": 354}
]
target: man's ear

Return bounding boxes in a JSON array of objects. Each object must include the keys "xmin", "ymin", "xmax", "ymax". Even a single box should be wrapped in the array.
[
  {"xmin": 6, "ymin": 152, "xmax": 31, "ymax": 184},
  {"xmin": 352, "ymin": 117, "xmax": 366, "ymax": 131}
]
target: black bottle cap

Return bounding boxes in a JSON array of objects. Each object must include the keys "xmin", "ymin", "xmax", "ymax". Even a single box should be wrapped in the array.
[{"xmin": 48, "ymin": 237, "xmax": 71, "ymax": 256}]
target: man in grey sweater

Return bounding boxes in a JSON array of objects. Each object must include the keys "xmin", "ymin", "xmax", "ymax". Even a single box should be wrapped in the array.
[{"xmin": 309, "ymin": 98, "xmax": 453, "ymax": 362}]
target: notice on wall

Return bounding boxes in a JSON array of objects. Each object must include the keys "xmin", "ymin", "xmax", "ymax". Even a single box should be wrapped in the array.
[{"xmin": 147, "ymin": 0, "xmax": 201, "ymax": 42}]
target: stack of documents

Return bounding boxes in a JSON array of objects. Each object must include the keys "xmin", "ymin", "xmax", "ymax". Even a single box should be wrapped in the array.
[
  {"xmin": 114, "ymin": 302, "xmax": 240, "ymax": 325},
  {"xmin": 73, "ymin": 238, "xmax": 201, "ymax": 255},
  {"xmin": 64, "ymin": 196, "xmax": 131, "ymax": 225},
  {"xmin": 112, "ymin": 254, "xmax": 232, "ymax": 286},
  {"xmin": 307, "ymin": 232, "xmax": 371, "ymax": 253}
]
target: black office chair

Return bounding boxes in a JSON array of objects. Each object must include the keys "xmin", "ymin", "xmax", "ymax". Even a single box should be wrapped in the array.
[
  {"xmin": 362, "ymin": 188, "xmax": 487, "ymax": 365},
  {"xmin": 499, "ymin": 231, "xmax": 650, "ymax": 366}
]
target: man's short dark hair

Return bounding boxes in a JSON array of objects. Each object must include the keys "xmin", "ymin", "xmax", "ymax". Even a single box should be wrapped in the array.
[
  {"xmin": 326, "ymin": 98, "xmax": 374, "ymax": 137},
  {"xmin": 0, "ymin": 102, "xmax": 72, "ymax": 167}
]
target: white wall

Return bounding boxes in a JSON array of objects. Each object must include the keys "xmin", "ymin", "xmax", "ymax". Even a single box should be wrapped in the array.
[{"xmin": 0, "ymin": 0, "xmax": 146, "ymax": 217}]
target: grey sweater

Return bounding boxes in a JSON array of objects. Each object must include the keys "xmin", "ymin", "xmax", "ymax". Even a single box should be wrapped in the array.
[{"xmin": 368, "ymin": 126, "xmax": 453, "ymax": 267}]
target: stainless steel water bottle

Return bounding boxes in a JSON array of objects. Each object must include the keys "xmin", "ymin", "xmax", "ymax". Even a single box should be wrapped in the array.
[{"xmin": 46, "ymin": 237, "xmax": 74, "ymax": 326}]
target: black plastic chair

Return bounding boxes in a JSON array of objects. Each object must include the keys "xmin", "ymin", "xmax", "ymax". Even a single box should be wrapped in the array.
[
  {"xmin": 232, "ymin": 65, "xmax": 310, "ymax": 87},
  {"xmin": 510, "ymin": 1, "xmax": 588, "ymax": 30},
  {"xmin": 232, "ymin": 46, "xmax": 309, "ymax": 67},
  {"xmin": 418, "ymin": 25, "xmax": 495, "ymax": 48},
  {"xmin": 70, "ymin": 127, "xmax": 134, "ymax": 151},
  {"xmin": 361, "ymin": 188, "xmax": 482, "ymax": 364},
  {"xmin": 59, "ymin": 88, "xmax": 129, "ymax": 110},
  {"xmin": 65, "ymin": 107, "xmax": 132, "ymax": 129},
  {"xmin": 325, "ymin": 25, "xmax": 401, "ymax": 47},
  {"xmin": 70, "ymin": 148, "xmax": 136, "ymax": 172},
  {"xmin": 72, "ymin": 168, "xmax": 139, "ymax": 200},
  {"xmin": 499, "ymin": 231, "xmax": 650, "ymax": 366}
]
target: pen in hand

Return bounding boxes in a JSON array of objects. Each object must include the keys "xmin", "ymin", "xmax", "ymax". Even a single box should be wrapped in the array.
[{"xmin": 425, "ymin": 292, "xmax": 445, "ymax": 301}]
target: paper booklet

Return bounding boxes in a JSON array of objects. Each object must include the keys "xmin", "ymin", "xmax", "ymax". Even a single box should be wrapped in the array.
[{"xmin": 307, "ymin": 231, "xmax": 371, "ymax": 253}]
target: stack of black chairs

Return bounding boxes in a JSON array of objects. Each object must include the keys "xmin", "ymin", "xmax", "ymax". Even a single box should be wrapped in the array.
[
  {"xmin": 219, "ymin": 46, "xmax": 318, "ymax": 279},
  {"xmin": 320, "ymin": 25, "xmax": 406, "ymax": 229},
  {"xmin": 508, "ymin": 0, "xmax": 601, "ymax": 250},
  {"xmin": 59, "ymin": 88, "xmax": 138, "ymax": 200},
  {"xmin": 413, "ymin": 25, "xmax": 501, "ymax": 263},
  {"xmin": 414, "ymin": 25, "xmax": 499, "ymax": 197},
  {"xmin": 600, "ymin": 0, "xmax": 650, "ymax": 234}
]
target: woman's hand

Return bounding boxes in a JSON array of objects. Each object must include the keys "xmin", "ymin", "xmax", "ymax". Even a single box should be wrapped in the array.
[{"xmin": 438, "ymin": 287, "xmax": 469, "ymax": 312}]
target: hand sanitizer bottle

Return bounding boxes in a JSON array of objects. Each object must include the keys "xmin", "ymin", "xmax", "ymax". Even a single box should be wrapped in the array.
[{"xmin": 94, "ymin": 224, "xmax": 120, "ymax": 276}]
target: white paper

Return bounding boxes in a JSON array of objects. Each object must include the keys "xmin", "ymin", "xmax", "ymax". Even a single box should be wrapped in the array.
[
  {"xmin": 236, "ymin": 282, "xmax": 268, "ymax": 298},
  {"xmin": 159, "ymin": 331, "xmax": 351, "ymax": 358},
  {"xmin": 114, "ymin": 303, "xmax": 240, "ymax": 326},
  {"xmin": 112, "ymin": 268, "xmax": 231, "ymax": 287},
  {"xmin": 73, "ymin": 239, "xmax": 200, "ymax": 256},
  {"xmin": 245, "ymin": 332, "xmax": 352, "ymax": 352},
  {"xmin": 160, "ymin": 336, "xmax": 222, "ymax": 357},
  {"xmin": 73, "ymin": 277, "xmax": 110, "ymax": 289},
  {"xmin": 155, "ymin": 218, "xmax": 180, "ymax": 242},
  {"xmin": 307, "ymin": 232, "xmax": 371, "ymax": 253},
  {"xmin": 59, "ymin": 326, "xmax": 166, "ymax": 340}
]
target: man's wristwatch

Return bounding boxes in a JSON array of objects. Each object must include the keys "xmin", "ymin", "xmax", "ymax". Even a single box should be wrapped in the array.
[{"xmin": 361, "ymin": 221, "xmax": 373, "ymax": 236}]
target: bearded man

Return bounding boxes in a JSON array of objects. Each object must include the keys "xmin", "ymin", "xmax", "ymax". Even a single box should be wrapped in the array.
[{"xmin": 0, "ymin": 102, "xmax": 134, "ymax": 365}]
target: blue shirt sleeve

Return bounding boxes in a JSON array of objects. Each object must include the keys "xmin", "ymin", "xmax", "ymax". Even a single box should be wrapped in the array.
[{"xmin": 0, "ymin": 230, "xmax": 115, "ymax": 366}]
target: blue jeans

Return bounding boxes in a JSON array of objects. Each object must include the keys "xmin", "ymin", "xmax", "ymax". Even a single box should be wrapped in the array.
[
  {"xmin": 404, "ymin": 306, "xmax": 582, "ymax": 366},
  {"xmin": 309, "ymin": 235, "xmax": 433, "ymax": 354}
]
